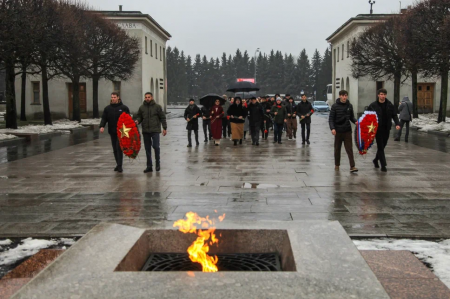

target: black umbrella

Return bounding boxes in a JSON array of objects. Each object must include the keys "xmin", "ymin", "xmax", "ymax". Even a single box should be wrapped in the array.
[
  {"xmin": 226, "ymin": 81, "xmax": 260, "ymax": 93},
  {"xmin": 199, "ymin": 94, "xmax": 225, "ymax": 107}
]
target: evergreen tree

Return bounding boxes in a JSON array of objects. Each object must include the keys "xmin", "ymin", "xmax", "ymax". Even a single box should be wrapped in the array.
[
  {"xmin": 186, "ymin": 55, "xmax": 194, "ymax": 98},
  {"xmin": 296, "ymin": 49, "xmax": 312, "ymax": 96},
  {"xmin": 318, "ymin": 47, "xmax": 332, "ymax": 100},
  {"xmin": 311, "ymin": 49, "xmax": 322, "ymax": 100},
  {"xmin": 283, "ymin": 54, "xmax": 297, "ymax": 94},
  {"xmin": 192, "ymin": 54, "xmax": 202, "ymax": 97}
]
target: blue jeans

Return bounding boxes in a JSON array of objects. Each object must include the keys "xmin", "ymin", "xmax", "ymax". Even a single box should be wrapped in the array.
[
  {"xmin": 274, "ymin": 123, "xmax": 283, "ymax": 143},
  {"xmin": 143, "ymin": 133, "xmax": 160, "ymax": 167}
]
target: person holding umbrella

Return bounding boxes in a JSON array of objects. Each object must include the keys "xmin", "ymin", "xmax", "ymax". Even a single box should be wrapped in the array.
[
  {"xmin": 184, "ymin": 99, "xmax": 201, "ymax": 147},
  {"xmin": 227, "ymin": 97, "xmax": 247, "ymax": 146},
  {"xmin": 210, "ymin": 99, "xmax": 224, "ymax": 146}
]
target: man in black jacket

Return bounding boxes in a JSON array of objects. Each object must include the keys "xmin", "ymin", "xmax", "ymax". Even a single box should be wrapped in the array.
[
  {"xmin": 184, "ymin": 99, "xmax": 201, "ymax": 147},
  {"xmin": 368, "ymin": 89, "xmax": 401, "ymax": 172},
  {"xmin": 248, "ymin": 97, "xmax": 265, "ymax": 146},
  {"xmin": 296, "ymin": 94, "xmax": 314, "ymax": 144},
  {"xmin": 261, "ymin": 97, "xmax": 272, "ymax": 140},
  {"xmin": 201, "ymin": 105, "xmax": 212, "ymax": 142},
  {"xmin": 329, "ymin": 90, "xmax": 358, "ymax": 173},
  {"xmin": 286, "ymin": 97, "xmax": 297, "ymax": 140},
  {"xmin": 100, "ymin": 92, "xmax": 130, "ymax": 173}
]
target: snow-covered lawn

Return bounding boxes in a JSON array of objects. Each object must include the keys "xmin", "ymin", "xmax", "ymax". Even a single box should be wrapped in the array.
[
  {"xmin": 80, "ymin": 118, "xmax": 101, "ymax": 125},
  {"xmin": 0, "ymin": 133, "xmax": 18, "ymax": 141},
  {"xmin": 0, "ymin": 119, "xmax": 83, "ymax": 135},
  {"xmin": 354, "ymin": 239, "xmax": 450, "ymax": 288},
  {"xmin": 0, "ymin": 238, "xmax": 76, "ymax": 277},
  {"xmin": 411, "ymin": 113, "xmax": 450, "ymax": 133}
]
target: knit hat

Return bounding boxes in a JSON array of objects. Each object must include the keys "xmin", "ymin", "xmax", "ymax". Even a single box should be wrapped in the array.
[{"xmin": 276, "ymin": 97, "xmax": 282, "ymax": 102}]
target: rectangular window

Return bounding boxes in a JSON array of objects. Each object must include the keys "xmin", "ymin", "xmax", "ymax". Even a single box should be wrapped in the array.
[
  {"xmin": 342, "ymin": 44, "xmax": 344, "ymax": 60},
  {"xmin": 337, "ymin": 47, "xmax": 340, "ymax": 62},
  {"xmin": 347, "ymin": 41, "xmax": 350, "ymax": 58},
  {"xmin": 160, "ymin": 46, "xmax": 162, "ymax": 61},
  {"xmin": 155, "ymin": 43, "xmax": 158, "ymax": 59},
  {"xmin": 150, "ymin": 40, "xmax": 153, "ymax": 56},
  {"xmin": 32, "ymin": 82, "xmax": 40, "ymax": 104},
  {"xmin": 145, "ymin": 36, "xmax": 148, "ymax": 54},
  {"xmin": 113, "ymin": 81, "xmax": 121, "ymax": 94}
]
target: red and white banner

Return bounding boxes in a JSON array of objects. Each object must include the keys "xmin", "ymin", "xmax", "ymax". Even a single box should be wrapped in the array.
[{"xmin": 237, "ymin": 78, "xmax": 255, "ymax": 83}]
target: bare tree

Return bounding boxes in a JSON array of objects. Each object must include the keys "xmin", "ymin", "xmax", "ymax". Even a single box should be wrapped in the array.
[
  {"xmin": 410, "ymin": 0, "xmax": 450, "ymax": 122},
  {"xmin": 84, "ymin": 14, "xmax": 139, "ymax": 118},
  {"xmin": 350, "ymin": 16, "xmax": 408, "ymax": 111}
]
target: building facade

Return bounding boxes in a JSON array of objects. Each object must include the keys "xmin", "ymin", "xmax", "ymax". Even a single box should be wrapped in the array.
[
  {"xmin": 14, "ymin": 8, "xmax": 171, "ymax": 120},
  {"xmin": 326, "ymin": 14, "xmax": 447, "ymax": 114}
]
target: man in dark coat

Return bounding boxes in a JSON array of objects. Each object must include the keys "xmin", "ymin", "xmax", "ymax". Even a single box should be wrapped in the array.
[
  {"xmin": 329, "ymin": 90, "xmax": 358, "ymax": 173},
  {"xmin": 201, "ymin": 105, "xmax": 212, "ymax": 142},
  {"xmin": 248, "ymin": 97, "xmax": 265, "ymax": 146},
  {"xmin": 296, "ymin": 94, "xmax": 314, "ymax": 144},
  {"xmin": 367, "ymin": 89, "xmax": 400, "ymax": 172},
  {"xmin": 100, "ymin": 92, "xmax": 130, "ymax": 173},
  {"xmin": 260, "ymin": 97, "xmax": 272, "ymax": 140},
  {"xmin": 285, "ymin": 97, "xmax": 297, "ymax": 140},
  {"xmin": 135, "ymin": 92, "xmax": 167, "ymax": 173},
  {"xmin": 184, "ymin": 99, "xmax": 201, "ymax": 147},
  {"xmin": 395, "ymin": 96, "xmax": 413, "ymax": 142},
  {"xmin": 270, "ymin": 97, "xmax": 287, "ymax": 144}
]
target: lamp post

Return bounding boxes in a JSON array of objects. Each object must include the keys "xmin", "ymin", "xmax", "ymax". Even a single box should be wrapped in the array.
[
  {"xmin": 254, "ymin": 48, "xmax": 260, "ymax": 84},
  {"xmin": 369, "ymin": 0, "xmax": 375, "ymax": 14}
]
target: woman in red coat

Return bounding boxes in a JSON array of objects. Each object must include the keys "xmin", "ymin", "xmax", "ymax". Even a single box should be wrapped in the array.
[{"xmin": 210, "ymin": 99, "xmax": 224, "ymax": 146}]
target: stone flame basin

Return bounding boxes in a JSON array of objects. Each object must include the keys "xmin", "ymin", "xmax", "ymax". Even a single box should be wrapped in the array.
[{"xmin": 11, "ymin": 221, "xmax": 389, "ymax": 299}]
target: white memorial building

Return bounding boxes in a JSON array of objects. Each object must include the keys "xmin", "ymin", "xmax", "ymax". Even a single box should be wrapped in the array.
[
  {"xmin": 16, "ymin": 7, "xmax": 171, "ymax": 120},
  {"xmin": 326, "ymin": 13, "xmax": 449, "ymax": 114}
]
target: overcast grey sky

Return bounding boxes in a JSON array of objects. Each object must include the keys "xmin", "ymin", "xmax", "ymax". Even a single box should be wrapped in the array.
[{"xmin": 89, "ymin": 0, "xmax": 417, "ymax": 59}]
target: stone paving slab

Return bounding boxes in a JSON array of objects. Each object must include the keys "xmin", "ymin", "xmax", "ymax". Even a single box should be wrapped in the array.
[{"xmin": 0, "ymin": 114, "xmax": 449, "ymax": 237}]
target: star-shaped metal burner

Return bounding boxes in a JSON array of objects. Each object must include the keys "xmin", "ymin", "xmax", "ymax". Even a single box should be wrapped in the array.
[{"xmin": 119, "ymin": 123, "xmax": 131, "ymax": 138}]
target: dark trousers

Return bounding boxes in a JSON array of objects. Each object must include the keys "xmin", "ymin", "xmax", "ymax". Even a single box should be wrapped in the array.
[
  {"xmin": 222, "ymin": 118, "xmax": 231, "ymax": 137},
  {"xmin": 396, "ymin": 120, "xmax": 410, "ymax": 141},
  {"xmin": 250, "ymin": 122, "xmax": 261, "ymax": 144},
  {"xmin": 300, "ymin": 122, "xmax": 311, "ymax": 141},
  {"xmin": 202, "ymin": 120, "xmax": 212, "ymax": 140},
  {"xmin": 261, "ymin": 121, "xmax": 271, "ymax": 139},
  {"xmin": 274, "ymin": 123, "xmax": 283, "ymax": 143},
  {"xmin": 374, "ymin": 129, "xmax": 390, "ymax": 168},
  {"xmin": 188, "ymin": 129, "xmax": 199, "ymax": 145},
  {"xmin": 109, "ymin": 133, "xmax": 123, "ymax": 167},
  {"xmin": 335, "ymin": 131, "xmax": 355, "ymax": 168},
  {"xmin": 143, "ymin": 133, "xmax": 160, "ymax": 167},
  {"xmin": 286, "ymin": 118, "xmax": 297, "ymax": 139}
]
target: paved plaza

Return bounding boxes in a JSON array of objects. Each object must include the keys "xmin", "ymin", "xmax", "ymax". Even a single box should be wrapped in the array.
[{"xmin": 1, "ymin": 112, "xmax": 450, "ymax": 238}]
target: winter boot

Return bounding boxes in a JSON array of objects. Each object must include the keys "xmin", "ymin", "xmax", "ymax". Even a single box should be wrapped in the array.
[
  {"xmin": 239, "ymin": 139, "xmax": 242, "ymax": 145},
  {"xmin": 144, "ymin": 167, "xmax": 153, "ymax": 173},
  {"xmin": 234, "ymin": 140, "xmax": 237, "ymax": 146}
]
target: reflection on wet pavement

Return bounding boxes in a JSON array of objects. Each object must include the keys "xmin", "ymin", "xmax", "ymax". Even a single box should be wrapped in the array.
[{"xmin": 0, "ymin": 110, "xmax": 449, "ymax": 238}]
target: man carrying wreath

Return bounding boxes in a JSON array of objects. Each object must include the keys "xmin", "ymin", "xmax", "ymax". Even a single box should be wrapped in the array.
[
  {"xmin": 135, "ymin": 92, "xmax": 167, "ymax": 173},
  {"xmin": 329, "ymin": 90, "xmax": 358, "ymax": 173},
  {"xmin": 100, "ymin": 92, "xmax": 130, "ymax": 173}
]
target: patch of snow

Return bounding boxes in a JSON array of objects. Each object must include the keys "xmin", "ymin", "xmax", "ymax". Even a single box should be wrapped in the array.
[
  {"xmin": 60, "ymin": 238, "xmax": 76, "ymax": 246},
  {"xmin": 80, "ymin": 118, "xmax": 101, "ymax": 125},
  {"xmin": 0, "ymin": 238, "xmax": 57, "ymax": 266},
  {"xmin": 354, "ymin": 239, "xmax": 450, "ymax": 288},
  {"xmin": 411, "ymin": 113, "xmax": 450, "ymax": 133},
  {"xmin": 0, "ymin": 134, "xmax": 17, "ymax": 141},
  {"xmin": 0, "ymin": 119, "xmax": 82, "ymax": 135},
  {"xmin": 0, "ymin": 239, "xmax": 12, "ymax": 246}
]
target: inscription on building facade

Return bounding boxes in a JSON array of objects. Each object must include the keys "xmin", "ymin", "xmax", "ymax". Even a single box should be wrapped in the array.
[{"xmin": 117, "ymin": 23, "xmax": 137, "ymax": 29}]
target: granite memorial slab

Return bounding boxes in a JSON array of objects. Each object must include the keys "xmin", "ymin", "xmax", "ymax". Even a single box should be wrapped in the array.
[{"xmin": 12, "ymin": 221, "xmax": 389, "ymax": 298}]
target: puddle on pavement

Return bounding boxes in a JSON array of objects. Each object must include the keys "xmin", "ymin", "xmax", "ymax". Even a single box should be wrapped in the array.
[{"xmin": 242, "ymin": 183, "xmax": 285, "ymax": 189}]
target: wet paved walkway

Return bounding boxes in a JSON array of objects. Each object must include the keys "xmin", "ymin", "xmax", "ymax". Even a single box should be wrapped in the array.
[{"xmin": 0, "ymin": 112, "xmax": 450, "ymax": 238}]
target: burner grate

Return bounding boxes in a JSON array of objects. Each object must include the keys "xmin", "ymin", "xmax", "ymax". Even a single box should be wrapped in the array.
[{"xmin": 142, "ymin": 253, "xmax": 281, "ymax": 272}]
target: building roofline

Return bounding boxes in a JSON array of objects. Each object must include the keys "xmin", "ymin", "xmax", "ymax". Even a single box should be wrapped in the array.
[
  {"xmin": 99, "ymin": 11, "xmax": 172, "ymax": 39},
  {"xmin": 326, "ymin": 14, "xmax": 397, "ymax": 42}
]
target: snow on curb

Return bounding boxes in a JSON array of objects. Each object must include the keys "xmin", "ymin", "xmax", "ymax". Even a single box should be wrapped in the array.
[
  {"xmin": 411, "ymin": 113, "xmax": 450, "ymax": 133},
  {"xmin": 354, "ymin": 239, "xmax": 450, "ymax": 288},
  {"xmin": 0, "ymin": 119, "xmax": 88, "ymax": 135},
  {"xmin": 80, "ymin": 118, "xmax": 101, "ymax": 125},
  {"xmin": 0, "ymin": 134, "xmax": 17, "ymax": 141}
]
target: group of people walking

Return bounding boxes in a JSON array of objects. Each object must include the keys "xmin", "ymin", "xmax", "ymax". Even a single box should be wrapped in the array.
[
  {"xmin": 99, "ymin": 88, "xmax": 409, "ymax": 175},
  {"xmin": 184, "ymin": 93, "xmax": 316, "ymax": 147}
]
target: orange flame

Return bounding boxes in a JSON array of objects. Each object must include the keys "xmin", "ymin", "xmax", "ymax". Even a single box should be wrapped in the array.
[{"xmin": 173, "ymin": 211, "xmax": 226, "ymax": 272}]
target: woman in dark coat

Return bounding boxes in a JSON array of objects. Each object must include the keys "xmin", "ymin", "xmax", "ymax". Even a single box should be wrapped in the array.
[
  {"xmin": 227, "ymin": 97, "xmax": 247, "ymax": 146},
  {"xmin": 210, "ymin": 99, "xmax": 224, "ymax": 146},
  {"xmin": 184, "ymin": 99, "xmax": 201, "ymax": 147}
]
